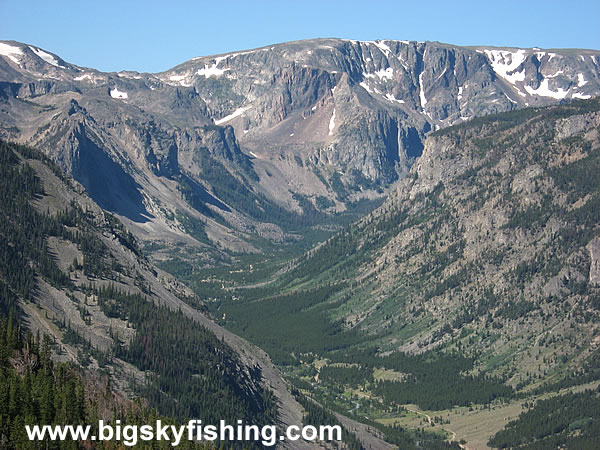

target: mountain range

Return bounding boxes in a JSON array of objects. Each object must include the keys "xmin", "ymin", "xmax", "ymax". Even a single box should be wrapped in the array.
[
  {"xmin": 2, "ymin": 37, "xmax": 600, "ymax": 448},
  {"xmin": 2, "ymin": 38, "xmax": 600, "ymax": 263}
]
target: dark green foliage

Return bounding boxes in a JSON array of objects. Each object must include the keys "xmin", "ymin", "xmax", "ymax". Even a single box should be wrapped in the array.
[
  {"xmin": 549, "ymin": 136, "xmax": 600, "ymax": 199},
  {"xmin": 175, "ymin": 211, "xmax": 210, "ymax": 244},
  {"xmin": 315, "ymin": 195, "xmax": 335, "ymax": 210},
  {"xmin": 354, "ymin": 415, "xmax": 461, "ymax": 450},
  {"xmin": 494, "ymin": 300, "xmax": 537, "ymax": 320},
  {"xmin": 532, "ymin": 350, "xmax": 600, "ymax": 394},
  {"xmin": 0, "ymin": 141, "xmax": 72, "ymax": 299},
  {"xmin": 292, "ymin": 388, "xmax": 363, "ymax": 449},
  {"xmin": 319, "ymin": 365, "xmax": 373, "ymax": 386},
  {"xmin": 91, "ymin": 284, "xmax": 277, "ymax": 426},
  {"xmin": 431, "ymin": 98, "xmax": 600, "ymax": 140},
  {"xmin": 294, "ymin": 386, "xmax": 460, "ymax": 449},
  {"xmin": 217, "ymin": 284, "xmax": 365, "ymax": 365},
  {"xmin": 374, "ymin": 372, "xmax": 511, "ymax": 411},
  {"xmin": 0, "ymin": 324, "xmax": 88, "ymax": 449},
  {"xmin": 329, "ymin": 171, "xmax": 349, "ymax": 201},
  {"xmin": 0, "ymin": 316, "xmax": 210, "ymax": 449},
  {"xmin": 329, "ymin": 349, "xmax": 512, "ymax": 410},
  {"xmin": 488, "ymin": 389, "xmax": 600, "ymax": 449}
]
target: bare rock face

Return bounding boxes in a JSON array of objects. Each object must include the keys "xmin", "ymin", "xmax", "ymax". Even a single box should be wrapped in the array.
[
  {"xmin": 1, "ymin": 38, "xmax": 600, "ymax": 256},
  {"xmin": 588, "ymin": 237, "xmax": 600, "ymax": 285}
]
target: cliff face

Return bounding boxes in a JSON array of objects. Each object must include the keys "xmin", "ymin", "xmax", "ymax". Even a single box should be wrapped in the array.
[{"xmin": 1, "ymin": 39, "xmax": 600, "ymax": 258}]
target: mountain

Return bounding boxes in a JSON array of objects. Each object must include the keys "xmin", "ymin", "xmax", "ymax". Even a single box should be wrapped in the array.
[
  {"xmin": 0, "ymin": 137, "xmax": 439, "ymax": 450},
  {"xmin": 0, "ymin": 139, "xmax": 316, "ymax": 447},
  {"xmin": 214, "ymin": 98, "xmax": 600, "ymax": 447},
  {"xmin": 280, "ymin": 97, "xmax": 600, "ymax": 363},
  {"xmin": 2, "ymin": 38, "xmax": 600, "ymax": 447},
  {"xmin": 1, "ymin": 39, "xmax": 599, "ymax": 267}
]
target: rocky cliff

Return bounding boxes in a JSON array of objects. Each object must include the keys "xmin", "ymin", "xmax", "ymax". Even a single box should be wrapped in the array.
[{"xmin": 1, "ymin": 39, "xmax": 599, "ymax": 260}]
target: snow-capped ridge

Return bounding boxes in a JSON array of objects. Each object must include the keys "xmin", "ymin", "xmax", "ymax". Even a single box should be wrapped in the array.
[
  {"xmin": 29, "ymin": 46, "xmax": 65, "ymax": 68},
  {"xmin": 484, "ymin": 49, "xmax": 527, "ymax": 85},
  {"xmin": 0, "ymin": 42, "xmax": 23, "ymax": 64},
  {"xmin": 197, "ymin": 63, "xmax": 230, "ymax": 78}
]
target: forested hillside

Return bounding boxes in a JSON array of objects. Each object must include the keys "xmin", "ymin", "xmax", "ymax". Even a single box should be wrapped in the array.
[
  {"xmin": 0, "ymin": 140, "xmax": 279, "ymax": 448},
  {"xmin": 206, "ymin": 98, "xmax": 600, "ymax": 448}
]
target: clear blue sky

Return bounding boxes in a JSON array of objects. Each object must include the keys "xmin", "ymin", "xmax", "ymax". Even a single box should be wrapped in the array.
[{"xmin": 1, "ymin": 0, "xmax": 599, "ymax": 73}]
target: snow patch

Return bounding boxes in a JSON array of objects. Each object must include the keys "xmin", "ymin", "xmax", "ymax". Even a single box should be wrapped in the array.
[
  {"xmin": 117, "ymin": 72, "xmax": 141, "ymax": 80},
  {"xmin": 290, "ymin": 133, "xmax": 294, "ymax": 137},
  {"xmin": 524, "ymin": 79, "xmax": 568, "ymax": 99},
  {"xmin": 435, "ymin": 67, "xmax": 447, "ymax": 82},
  {"xmin": 29, "ymin": 46, "xmax": 64, "ymax": 68},
  {"xmin": 169, "ymin": 73, "xmax": 193, "ymax": 87},
  {"xmin": 0, "ymin": 42, "xmax": 23, "ymax": 64},
  {"xmin": 419, "ymin": 72, "xmax": 427, "ymax": 107},
  {"xmin": 363, "ymin": 67, "xmax": 394, "ymax": 81},
  {"xmin": 368, "ymin": 40, "xmax": 392, "ymax": 56},
  {"xmin": 359, "ymin": 81, "xmax": 372, "ymax": 93},
  {"xmin": 457, "ymin": 86, "xmax": 463, "ymax": 100},
  {"xmin": 578, "ymin": 73, "xmax": 588, "ymax": 87},
  {"xmin": 504, "ymin": 93, "xmax": 517, "ymax": 104},
  {"xmin": 484, "ymin": 49, "xmax": 527, "ymax": 84},
  {"xmin": 214, "ymin": 55, "xmax": 229, "ymax": 66},
  {"xmin": 197, "ymin": 63, "xmax": 230, "ymax": 78},
  {"xmin": 191, "ymin": 49, "xmax": 257, "ymax": 62},
  {"xmin": 110, "ymin": 88, "xmax": 128, "ymax": 99},
  {"xmin": 385, "ymin": 93, "xmax": 404, "ymax": 104},
  {"xmin": 74, "ymin": 74, "xmax": 92, "ymax": 81},
  {"xmin": 249, "ymin": 151, "xmax": 258, "ymax": 158},
  {"xmin": 328, "ymin": 109, "xmax": 336, "ymax": 135},
  {"xmin": 572, "ymin": 92, "xmax": 591, "ymax": 100},
  {"xmin": 546, "ymin": 70, "xmax": 564, "ymax": 79},
  {"xmin": 514, "ymin": 86, "xmax": 527, "ymax": 97},
  {"xmin": 214, "ymin": 106, "xmax": 250, "ymax": 125}
]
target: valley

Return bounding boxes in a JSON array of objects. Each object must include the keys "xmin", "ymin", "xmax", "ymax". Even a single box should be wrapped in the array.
[{"xmin": 192, "ymin": 98, "xmax": 600, "ymax": 448}]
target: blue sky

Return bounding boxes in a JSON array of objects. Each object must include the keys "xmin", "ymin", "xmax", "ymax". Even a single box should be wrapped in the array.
[{"xmin": 1, "ymin": 0, "xmax": 599, "ymax": 73}]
